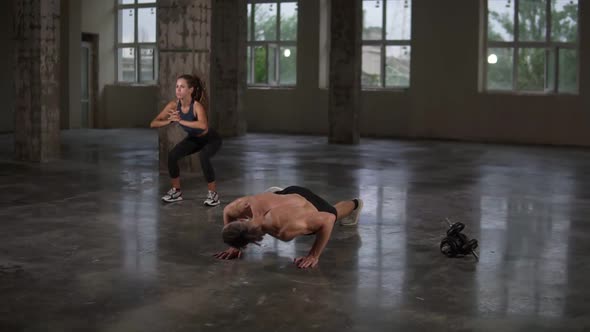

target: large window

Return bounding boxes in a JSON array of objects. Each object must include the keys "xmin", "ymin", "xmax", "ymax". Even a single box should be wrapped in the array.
[
  {"xmin": 362, "ymin": 0, "xmax": 412, "ymax": 89},
  {"xmin": 246, "ymin": 1, "xmax": 298, "ymax": 87},
  {"xmin": 484, "ymin": 0, "xmax": 579, "ymax": 93},
  {"xmin": 116, "ymin": 0, "xmax": 158, "ymax": 83}
]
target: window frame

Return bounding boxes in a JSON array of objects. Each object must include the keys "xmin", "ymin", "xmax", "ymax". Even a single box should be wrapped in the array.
[
  {"xmin": 482, "ymin": 0, "xmax": 580, "ymax": 95},
  {"xmin": 115, "ymin": 0, "xmax": 158, "ymax": 84},
  {"xmin": 246, "ymin": 0, "xmax": 299, "ymax": 88},
  {"xmin": 361, "ymin": 0, "xmax": 413, "ymax": 90}
]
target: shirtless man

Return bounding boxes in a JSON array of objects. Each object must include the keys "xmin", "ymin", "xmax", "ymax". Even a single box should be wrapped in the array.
[{"xmin": 213, "ymin": 186, "xmax": 363, "ymax": 269}]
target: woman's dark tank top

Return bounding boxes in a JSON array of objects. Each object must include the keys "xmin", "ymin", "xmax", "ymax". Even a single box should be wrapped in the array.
[{"xmin": 177, "ymin": 100, "xmax": 205, "ymax": 136}]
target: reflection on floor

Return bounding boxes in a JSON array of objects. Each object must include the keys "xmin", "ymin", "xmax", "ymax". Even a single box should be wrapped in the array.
[{"xmin": 1, "ymin": 129, "xmax": 589, "ymax": 331}]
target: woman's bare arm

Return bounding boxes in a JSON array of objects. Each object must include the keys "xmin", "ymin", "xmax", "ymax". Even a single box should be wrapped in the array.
[{"xmin": 150, "ymin": 101, "xmax": 177, "ymax": 128}]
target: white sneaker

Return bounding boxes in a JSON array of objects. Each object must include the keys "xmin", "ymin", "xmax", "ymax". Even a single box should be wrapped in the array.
[
  {"xmin": 162, "ymin": 187, "xmax": 183, "ymax": 203},
  {"xmin": 264, "ymin": 186, "xmax": 284, "ymax": 193},
  {"xmin": 204, "ymin": 190, "xmax": 221, "ymax": 206},
  {"xmin": 340, "ymin": 198, "xmax": 363, "ymax": 226}
]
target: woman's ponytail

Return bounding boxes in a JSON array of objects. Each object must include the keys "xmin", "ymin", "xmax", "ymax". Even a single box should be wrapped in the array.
[{"xmin": 177, "ymin": 74, "xmax": 207, "ymax": 107}]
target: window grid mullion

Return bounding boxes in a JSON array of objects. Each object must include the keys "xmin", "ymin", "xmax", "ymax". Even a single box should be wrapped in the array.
[
  {"xmin": 546, "ymin": 0, "xmax": 552, "ymax": 92},
  {"xmin": 575, "ymin": 0, "xmax": 581, "ymax": 92},
  {"xmin": 250, "ymin": 3, "xmax": 255, "ymax": 83},
  {"xmin": 247, "ymin": 41, "xmax": 297, "ymax": 46},
  {"xmin": 381, "ymin": 0, "xmax": 386, "ymax": 87},
  {"xmin": 381, "ymin": 45, "xmax": 386, "ymax": 88},
  {"xmin": 554, "ymin": 46, "xmax": 560, "ymax": 93},
  {"xmin": 117, "ymin": 43, "xmax": 157, "ymax": 48},
  {"xmin": 135, "ymin": 7, "xmax": 139, "ymax": 82},
  {"xmin": 513, "ymin": 0, "xmax": 519, "ymax": 91},
  {"xmin": 277, "ymin": 2, "xmax": 281, "ymax": 84},
  {"xmin": 483, "ymin": 0, "xmax": 489, "ymax": 91},
  {"xmin": 546, "ymin": 0, "xmax": 551, "ymax": 43},
  {"xmin": 276, "ymin": 45, "xmax": 281, "ymax": 85},
  {"xmin": 488, "ymin": 41, "xmax": 576, "ymax": 48},
  {"xmin": 267, "ymin": 43, "xmax": 271, "ymax": 85},
  {"xmin": 117, "ymin": 3, "xmax": 156, "ymax": 9},
  {"xmin": 362, "ymin": 40, "xmax": 410, "ymax": 46}
]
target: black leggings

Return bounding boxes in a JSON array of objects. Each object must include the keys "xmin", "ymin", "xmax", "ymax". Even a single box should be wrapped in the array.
[{"xmin": 168, "ymin": 129, "xmax": 222, "ymax": 183}]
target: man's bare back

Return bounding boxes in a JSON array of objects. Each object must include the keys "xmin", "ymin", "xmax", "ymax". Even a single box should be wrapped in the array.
[{"xmin": 226, "ymin": 192, "xmax": 335, "ymax": 240}]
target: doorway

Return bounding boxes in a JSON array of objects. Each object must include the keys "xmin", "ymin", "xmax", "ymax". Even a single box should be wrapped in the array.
[
  {"xmin": 81, "ymin": 33, "xmax": 98, "ymax": 128},
  {"xmin": 81, "ymin": 41, "xmax": 92, "ymax": 128}
]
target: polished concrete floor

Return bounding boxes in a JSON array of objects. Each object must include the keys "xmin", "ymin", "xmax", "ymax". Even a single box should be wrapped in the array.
[{"xmin": 1, "ymin": 129, "xmax": 589, "ymax": 331}]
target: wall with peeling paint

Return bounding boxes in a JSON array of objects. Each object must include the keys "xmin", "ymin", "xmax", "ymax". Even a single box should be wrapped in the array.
[{"xmin": 0, "ymin": 0, "xmax": 15, "ymax": 133}]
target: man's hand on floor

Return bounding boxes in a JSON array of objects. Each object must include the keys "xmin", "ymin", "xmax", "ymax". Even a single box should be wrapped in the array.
[
  {"xmin": 294, "ymin": 255, "xmax": 319, "ymax": 269},
  {"xmin": 214, "ymin": 247, "xmax": 242, "ymax": 260}
]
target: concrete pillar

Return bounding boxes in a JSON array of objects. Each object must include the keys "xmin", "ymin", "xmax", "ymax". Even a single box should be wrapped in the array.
[
  {"xmin": 210, "ymin": 0, "xmax": 247, "ymax": 137},
  {"xmin": 157, "ymin": 0, "xmax": 211, "ymax": 173},
  {"xmin": 59, "ymin": 0, "xmax": 81, "ymax": 130},
  {"xmin": 328, "ymin": 0, "xmax": 362, "ymax": 144},
  {"xmin": 0, "ymin": 1, "xmax": 15, "ymax": 134},
  {"xmin": 59, "ymin": 0, "xmax": 70, "ymax": 130},
  {"xmin": 13, "ymin": 0, "xmax": 61, "ymax": 162}
]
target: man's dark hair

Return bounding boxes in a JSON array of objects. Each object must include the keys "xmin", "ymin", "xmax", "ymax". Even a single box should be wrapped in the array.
[{"xmin": 222, "ymin": 222, "xmax": 258, "ymax": 249}]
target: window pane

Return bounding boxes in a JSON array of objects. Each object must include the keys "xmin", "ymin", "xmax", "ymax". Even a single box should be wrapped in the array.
[
  {"xmin": 385, "ymin": 46, "xmax": 410, "ymax": 87},
  {"xmin": 118, "ymin": 0, "xmax": 134, "ymax": 4},
  {"xmin": 487, "ymin": 0, "xmax": 514, "ymax": 41},
  {"xmin": 280, "ymin": 2, "xmax": 298, "ymax": 41},
  {"xmin": 118, "ymin": 48, "xmax": 136, "ymax": 82},
  {"xmin": 363, "ymin": 1, "xmax": 383, "ymax": 40},
  {"xmin": 247, "ymin": 4, "xmax": 252, "ymax": 41},
  {"xmin": 139, "ymin": 48, "xmax": 155, "ymax": 82},
  {"xmin": 385, "ymin": 0, "xmax": 411, "ymax": 40},
  {"xmin": 362, "ymin": 45, "xmax": 381, "ymax": 87},
  {"xmin": 280, "ymin": 46, "xmax": 297, "ymax": 85},
  {"xmin": 118, "ymin": 9, "xmax": 135, "ymax": 43},
  {"xmin": 551, "ymin": 0, "xmax": 578, "ymax": 42},
  {"xmin": 268, "ymin": 44, "xmax": 277, "ymax": 85},
  {"xmin": 486, "ymin": 47, "xmax": 513, "ymax": 90},
  {"xmin": 247, "ymin": 46, "xmax": 252, "ymax": 84},
  {"xmin": 518, "ymin": 0, "xmax": 547, "ymax": 42},
  {"xmin": 547, "ymin": 48, "xmax": 556, "ymax": 91},
  {"xmin": 138, "ymin": 7, "xmax": 156, "ymax": 43},
  {"xmin": 254, "ymin": 3, "xmax": 277, "ymax": 41},
  {"xmin": 558, "ymin": 48, "xmax": 577, "ymax": 93},
  {"xmin": 254, "ymin": 46, "xmax": 267, "ymax": 83},
  {"xmin": 517, "ymin": 48, "xmax": 546, "ymax": 91},
  {"xmin": 138, "ymin": 0, "xmax": 156, "ymax": 3}
]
